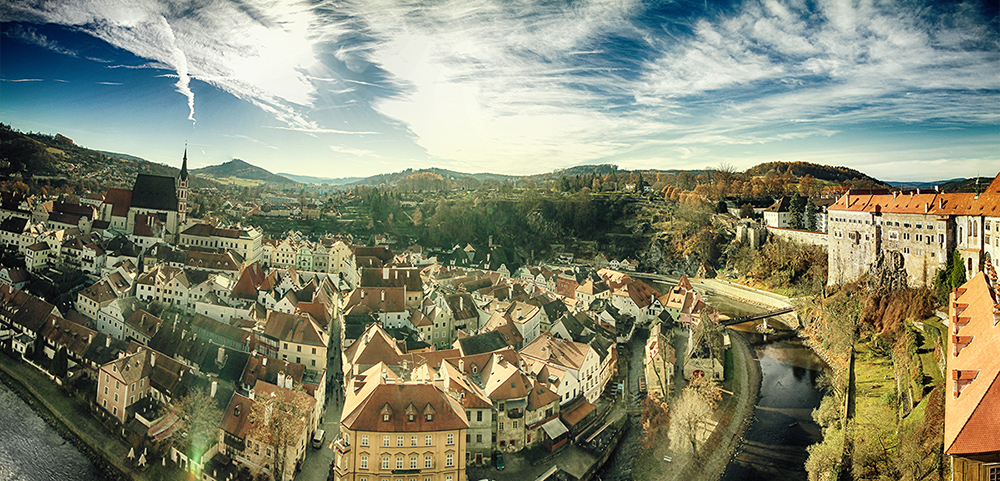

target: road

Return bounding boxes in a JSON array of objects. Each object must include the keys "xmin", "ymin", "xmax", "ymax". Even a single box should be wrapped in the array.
[{"xmin": 296, "ymin": 313, "xmax": 345, "ymax": 481}]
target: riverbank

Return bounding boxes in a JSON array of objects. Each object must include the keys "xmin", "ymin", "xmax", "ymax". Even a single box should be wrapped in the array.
[
  {"xmin": 630, "ymin": 328, "xmax": 761, "ymax": 481},
  {"xmin": 0, "ymin": 357, "xmax": 133, "ymax": 481}
]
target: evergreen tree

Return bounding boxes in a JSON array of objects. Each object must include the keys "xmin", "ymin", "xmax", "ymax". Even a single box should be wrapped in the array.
[
  {"xmin": 51, "ymin": 346, "xmax": 68, "ymax": 378},
  {"xmin": 805, "ymin": 198, "xmax": 817, "ymax": 231}
]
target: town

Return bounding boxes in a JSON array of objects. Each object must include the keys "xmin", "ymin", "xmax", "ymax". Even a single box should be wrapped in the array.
[{"xmin": 1, "ymin": 147, "xmax": 999, "ymax": 481}]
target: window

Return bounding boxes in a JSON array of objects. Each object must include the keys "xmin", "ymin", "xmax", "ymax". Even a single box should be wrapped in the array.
[
  {"xmin": 312, "ymin": 347, "xmax": 317, "ymax": 354},
  {"xmin": 424, "ymin": 455, "xmax": 433, "ymax": 468},
  {"xmin": 361, "ymin": 435, "xmax": 369, "ymax": 447},
  {"xmin": 383, "ymin": 435, "xmax": 390, "ymax": 447},
  {"xmin": 410, "ymin": 455, "xmax": 418, "ymax": 469},
  {"xmin": 297, "ymin": 345, "xmax": 301, "ymax": 352},
  {"xmin": 477, "ymin": 411, "xmax": 483, "ymax": 422},
  {"xmin": 360, "ymin": 455, "xmax": 368, "ymax": 470},
  {"xmin": 396, "ymin": 456, "xmax": 404, "ymax": 469},
  {"xmin": 397, "ymin": 436, "xmax": 404, "ymax": 447},
  {"xmin": 425, "ymin": 413, "xmax": 433, "ymax": 422},
  {"xmin": 447, "ymin": 433, "xmax": 454, "ymax": 445},
  {"xmin": 425, "ymin": 435, "xmax": 432, "ymax": 446},
  {"xmin": 381, "ymin": 456, "xmax": 390, "ymax": 470},
  {"xmin": 446, "ymin": 476, "xmax": 453, "ymax": 481},
  {"xmin": 989, "ymin": 465, "xmax": 999, "ymax": 481},
  {"xmin": 104, "ymin": 386, "xmax": 108, "ymax": 395},
  {"xmin": 114, "ymin": 393, "xmax": 119, "ymax": 402},
  {"xmin": 408, "ymin": 414, "xmax": 416, "ymax": 422},
  {"xmin": 411, "ymin": 435, "xmax": 417, "ymax": 447},
  {"xmin": 499, "ymin": 422, "xmax": 504, "ymax": 430},
  {"xmin": 513, "ymin": 421, "xmax": 518, "ymax": 429},
  {"xmin": 383, "ymin": 414, "xmax": 390, "ymax": 422},
  {"xmin": 446, "ymin": 453, "xmax": 454, "ymax": 467},
  {"xmin": 476, "ymin": 434, "xmax": 482, "ymax": 443},
  {"xmin": 112, "ymin": 407, "xmax": 117, "ymax": 416}
]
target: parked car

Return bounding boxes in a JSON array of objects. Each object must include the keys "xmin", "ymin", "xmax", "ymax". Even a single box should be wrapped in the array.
[
  {"xmin": 312, "ymin": 429, "xmax": 326, "ymax": 449},
  {"xmin": 494, "ymin": 451, "xmax": 505, "ymax": 470}
]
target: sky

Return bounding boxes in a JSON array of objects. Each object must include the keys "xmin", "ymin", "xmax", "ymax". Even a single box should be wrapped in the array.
[{"xmin": 1, "ymin": 0, "xmax": 998, "ymax": 181}]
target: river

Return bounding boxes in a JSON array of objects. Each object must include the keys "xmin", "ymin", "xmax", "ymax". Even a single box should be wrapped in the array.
[
  {"xmin": 596, "ymin": 279, "xmax": 827, "ymax": 480},
  {"xmin": 0, "ymin": 381, "xmax": 102, "ymax": 481}
]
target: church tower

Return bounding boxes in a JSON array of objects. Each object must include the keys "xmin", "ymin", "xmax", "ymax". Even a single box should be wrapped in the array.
[{"xmin": 178, "ymin": 146, "xmax": 189, "ymax": 223}]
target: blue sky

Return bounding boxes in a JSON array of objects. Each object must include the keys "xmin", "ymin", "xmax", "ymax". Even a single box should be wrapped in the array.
[{"xmin": 1, "ymin": 0, "xmax": 998, "ymax": 181}]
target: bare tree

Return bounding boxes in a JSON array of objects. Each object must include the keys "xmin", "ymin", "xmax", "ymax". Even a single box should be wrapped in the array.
[
  {"xmin": 161, "ymin": 387, "xmax": 223, "ymax": 466},
  {"xmin": 641, "ymin": 393, "xmax": 670, "ymax": 450},
  {"xmin": 668, "ymin": 376, "xmax": 722, "ymax": 458},
  {"xmin": 248, "ymin": 389, "xmax": 313, "ymax": 481}
]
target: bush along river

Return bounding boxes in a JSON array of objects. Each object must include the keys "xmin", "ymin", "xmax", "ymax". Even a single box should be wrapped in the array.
[{"xmin": 0, "ymin": 380, "xmax": 103, "ymax": 481}]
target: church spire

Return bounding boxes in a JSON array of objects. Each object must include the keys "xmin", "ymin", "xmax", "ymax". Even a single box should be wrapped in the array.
[{"xmin": 180, "ymin": 144, "xmax": 189, "ymax": 181}]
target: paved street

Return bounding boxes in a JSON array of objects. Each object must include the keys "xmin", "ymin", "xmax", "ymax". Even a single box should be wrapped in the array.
[{"xmin": 296, "ymin": 312, "xmax": 345, "ymax": 481}]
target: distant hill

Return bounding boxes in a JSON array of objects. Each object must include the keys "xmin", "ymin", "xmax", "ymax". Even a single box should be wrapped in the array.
[
  {"xmin": 937, "ymin": 177, "xmax": 996, "ymax": 193},
  {"xmin": 887, "ymin": 178, "xmax": 964, "ymax": 190},
  {"xmin": 192, "ymin": 159, "xmax": 294, "ymax": 186},
  {"xmin": 277, "ymin": 173, "xmax": 363, "ymax": 185},
  {"xmin": 352, "ymin": 167, "xmax": 514, "ymax": 186},
  {"xmin": 743, "ymin": 161, "xmax": 887, "ymax": 186},
  {"xmin": 0, "ymin": 123, "xmax": 217, "ymax": 189}
]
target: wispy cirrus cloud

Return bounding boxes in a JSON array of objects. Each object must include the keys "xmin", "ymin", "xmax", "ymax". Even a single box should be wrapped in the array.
[
  {"xmin": 2, "ymin": 23, "xmax": 78, "ymax": 57},
  {"xmin": 1, "ymin": 78, "xmax": 44, "ymax": 82}
]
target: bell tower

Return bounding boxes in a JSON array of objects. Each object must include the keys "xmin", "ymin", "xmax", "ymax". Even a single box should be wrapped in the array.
[{"xmin": 178, "ymin": 145, "xmax": 189, "ymax": 223}]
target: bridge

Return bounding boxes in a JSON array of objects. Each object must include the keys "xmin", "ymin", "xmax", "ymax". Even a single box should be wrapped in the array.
[{"xmin": 720, "ymin": 306, "xmax": 796, "ymax": 327}]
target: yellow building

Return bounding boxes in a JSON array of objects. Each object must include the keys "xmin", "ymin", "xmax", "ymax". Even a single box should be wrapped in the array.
[{"xmin": 333, "ymin": 370, "xmax": 468, "ymax": 481}]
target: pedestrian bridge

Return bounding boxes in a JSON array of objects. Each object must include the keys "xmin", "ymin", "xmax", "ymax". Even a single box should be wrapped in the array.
[{"xmin": 719, "ymin": 306, "xmax": 795, "ymax": 327}]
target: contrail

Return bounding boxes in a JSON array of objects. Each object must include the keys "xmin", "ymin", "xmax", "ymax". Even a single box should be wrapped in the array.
[{"xmin": 157, "ymin": 15, "xmax": 196, "ymax": 124}]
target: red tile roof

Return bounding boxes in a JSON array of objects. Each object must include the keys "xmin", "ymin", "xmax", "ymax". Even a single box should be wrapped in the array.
[
  {"xmin": 945, "ymin": 272, "xmax": 1000, "ymax": 456},
  {"xmin": 341, "ymin": 382, "xmax": 468, "ymax": 433}
]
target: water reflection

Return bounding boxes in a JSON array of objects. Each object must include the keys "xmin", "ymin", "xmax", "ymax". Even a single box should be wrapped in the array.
[{"xmin": 0, "ymin": 382, "xmax": 101, "ymax": 481}]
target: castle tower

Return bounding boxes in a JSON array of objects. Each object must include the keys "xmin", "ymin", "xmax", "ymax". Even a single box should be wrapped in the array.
[{"xmin": 178, "ymin": 146, "xmax": 189, "ymax": 223}]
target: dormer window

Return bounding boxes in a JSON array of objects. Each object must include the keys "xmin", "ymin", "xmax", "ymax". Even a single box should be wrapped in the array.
[
  {"xmin": 406, "ymin": 402, "xmax": 417, "ymax": 422},
  {"xmin": 423, "ymin": 402, "xmax": 435, "ymax": 422},
  {"xmin": 381, "ymin": 403, "xmax": 393, "ymax": 422}
]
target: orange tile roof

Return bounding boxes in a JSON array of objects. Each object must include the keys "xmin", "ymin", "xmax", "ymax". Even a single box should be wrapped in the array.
[
  {"xmin": 945, "ymin": 272, "xmax": 1000, "ymax": 456},
  {"xmin": 341, "ymin": 382, "xmax": 468, "ymax": 432}
]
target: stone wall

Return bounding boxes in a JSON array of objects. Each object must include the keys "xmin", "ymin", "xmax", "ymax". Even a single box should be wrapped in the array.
[{"xmin": 765, "ymin": 226, "xmax": 828, "ymax": 248}]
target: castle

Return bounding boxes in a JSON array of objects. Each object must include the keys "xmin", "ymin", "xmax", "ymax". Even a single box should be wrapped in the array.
[{"xmin": 827, "ymin": 173, "xmax": 1000, "ymax": 288}]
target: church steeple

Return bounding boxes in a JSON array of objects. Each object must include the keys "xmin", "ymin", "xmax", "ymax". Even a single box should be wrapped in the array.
[
  {"xmin": 178, "ymin": 145, "xmax": 189, "ymax": 224},
  {"xmin": 180, "ymin": 145, "xmax": 189, "ymax": 182}
]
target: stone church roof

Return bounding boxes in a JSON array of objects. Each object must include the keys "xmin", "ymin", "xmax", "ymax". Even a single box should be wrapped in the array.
[{"xmin": 131, "ymin": 174, "xmax": 177, "ymax": 212}]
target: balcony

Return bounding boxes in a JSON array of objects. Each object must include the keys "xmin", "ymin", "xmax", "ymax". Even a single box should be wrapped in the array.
[{"xmin": 506, "ymin": 409, "xmax": 523, "ymax": 419}]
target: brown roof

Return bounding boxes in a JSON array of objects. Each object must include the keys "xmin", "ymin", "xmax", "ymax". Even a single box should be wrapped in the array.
[
  {"xmin": 263, "ymin": 311, "xmax": 326, "ymax": 347},
  {"xmin": 345, "ymin": 287, "xmax": 406, "ymax": 314},
  {"xmin": 341, "ymin": 382, "xmax": 468, "ymax": 432},
  {"xmin": 360, "ymin": 267, "xmax": 422, "ymax": 291},
  {"xmin": 78, "ymin": 280, "xmax": 118, "ymax": 304},
  {"xmin": 945, "ymin": 272, "xmax": 1000, "ymax": 455},
  {"xmin": 520, "ymin": 332, "xmax": 593, "ymax": 371},
  {"xmin": 103, "ymin": 188, "xmax": 132, "ymax": 217},
  {"xmin": 123, "ymin": 310, "xmax": 163, "ymax": 339},
  {"xmin": 0, "ymin": 284, "xmax": 59, "ymax": 333},
  {"xmin": 241, "ymin": 352, "xmax": 305, "ymax": 388},
  {"xmin": 221, "ymin": 393, "xmax": 254, "ymax": 440},
  {"xmin": 41, "ymin": 315, "xmax": 96, "ymax": 359},
  {"xmin": 527, "ymin": 378, "xmax": 560, "ymax": 411}
]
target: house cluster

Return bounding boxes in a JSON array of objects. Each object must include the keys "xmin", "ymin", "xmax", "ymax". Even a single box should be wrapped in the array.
[
  {"xmin": 328, "ymin": 254, "xmax": 728, "ymax": 481},
  {"xmin": 827, "ymin": 173, "xmax": 1000, "ymax": 288},
  {"xmin": 642, "ymin": 275, "xmax": 725, "ymax": 398}
]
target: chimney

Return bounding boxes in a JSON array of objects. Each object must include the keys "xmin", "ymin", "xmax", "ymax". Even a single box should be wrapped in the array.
[
  {"xmin": 106, "ymin": 335, "xmax": 111, "ymax": 348},
  {"xmin": 150, "ymin": 353, "xmax": 155, "ymax": 368},
  {"xmin": 917, "ymin": 188, "xmax": 921, "ymax": 194},
  {"xmin": 285, "ymin": 374, "xmax": 292, "ymax": 389},
  {"xmin": 262, "ymin": 356, "xmax": 267, "ymax": 366},
  {"xmin": 517, "ymin": 308, "xmax": 522, "ymax": 319},
  {"xmin": 459, "ymin": 297, "xmax": 463, "ymax": 311},
  {"xmin": 893, "ymin": 191, "xmax": 898, "ymax": 199},
  {"xmin": 277, "ymin": 370, "xmax": 286, "ymax": 388},
  {"xmin": 383, "ymin": 268, "xmax": 389, "ymax": 280},
  {"xmin": 211, "ymin": 381, "xmax": 218, "ymax": 398},
  {"xmin": 459, "ymin": 360, "xmax": 464, "ymax": 372},
  {"xmin": 939, "ymin": 198, "xmax": 944, "ymax": 209},
  {"xmin": 925, "ymin": 203, "xmax": 929, "ymax": 214},
  {"xmin": 381, "ymin": 290, "xmax": 385, "ymax": 302},
  {"xmin": 844, "ymin": 192, "xmax": 850, "ymax": 207},
  {"xmin": 217, "ymin": 347, "xmax": 225, "ymax": 365},
  {"xmin": 935, "ymin": 185, "xmax": 940, "ymax": 192}
]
